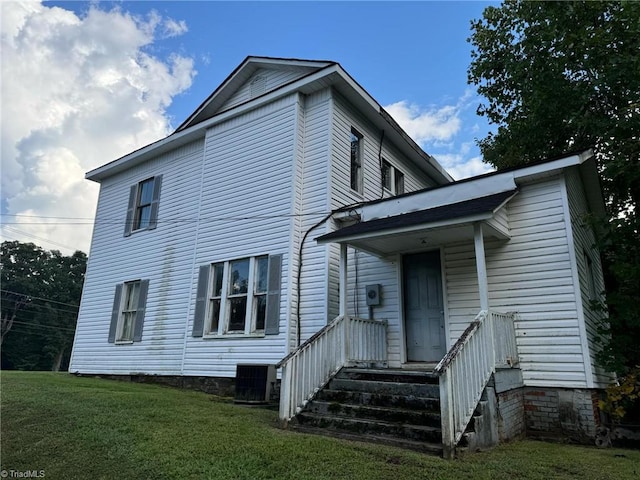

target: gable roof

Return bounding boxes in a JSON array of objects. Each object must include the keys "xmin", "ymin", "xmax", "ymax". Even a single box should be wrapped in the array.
[
  {"xmin": 176, "ymin": 56, "xmax": 335, "ymax": 131},
  {"xmin": 86, "ymin": 56, "xmax": 453, "ymax": 184}
]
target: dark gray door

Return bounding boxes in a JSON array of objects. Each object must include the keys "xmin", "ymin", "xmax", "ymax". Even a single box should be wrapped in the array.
[{"xmin": 403, "ymin": 251, "xmax": 446, "ymax": 362}]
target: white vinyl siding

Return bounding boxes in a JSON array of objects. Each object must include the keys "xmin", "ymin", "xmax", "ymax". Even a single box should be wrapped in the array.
[
  {"xmin": 180, "ymin": 95, "xmax": 296, "ymax": 377},
  {"xmin": 70, "ymin": 139, "xmax": 205, "ymax": 375},
  {"xmin": 444, "ymin": 177, "xmax": 589, "ymax": 388},
  {"xmin": 342, "ymin": 248, "xmax": 404, "ymax": 367},
  {"xmin": 296, "ymin": 90, "xmax": 333, "ymax": 343},
  {"xmin": 220, "ymin": 67, "xmax": 317, "ymax": 112},
  {"xmin": 565, "ymin": 168, "xmax": 612, "ymax": 387},
  {"xmin": 321, "ymin": 92, "xmax": 439, "ymax": 344},
  {"xmin": 330, "ymin": 92, "xmax": 435, "ymax": 209}
]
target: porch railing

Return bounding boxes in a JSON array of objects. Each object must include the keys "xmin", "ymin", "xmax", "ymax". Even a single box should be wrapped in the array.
[
  {"xmin": 434, "ymin": 310, "xmax": 518, "ymax": 458},
  {"xmin": 277, "ymin": 315, "xmax": 388, "ymax": 422}
]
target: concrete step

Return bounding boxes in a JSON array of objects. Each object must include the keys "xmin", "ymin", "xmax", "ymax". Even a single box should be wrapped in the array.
[
  {"xmin": 296, "ymin": 412, "xmax": 443, "ymax": 444},
  {"xmin": 307, "ymin": 400, "xmax": 442, "ymax": 428},
  {"xmin": 328, "ymin": 377, "xmax": 440, "ymax": 398},
  {"xmin": 316, "ymin": 388, "xmax": 440, "ymax": 411},
  {"xmin": 291, "ymin": 423, "xmax": 444, "ymax": 455},
  {"xmin": 338, "ymin": 368, "xmax": 439, "ymax": 385}
]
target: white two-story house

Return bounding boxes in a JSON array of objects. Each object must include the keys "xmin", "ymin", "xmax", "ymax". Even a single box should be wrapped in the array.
[{"xmin": 70, "ymin": 56, "xmax": 610, "ymax": 455}]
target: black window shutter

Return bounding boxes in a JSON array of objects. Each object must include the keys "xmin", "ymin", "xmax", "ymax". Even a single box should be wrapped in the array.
[
  {"xmin": 108, "ymin": 284, "xmax": 123, "ymax": 343},
  {"xmin": 148, "ymin": 175, "xmax": 163, "ymax": 230},
  {"xmin": 265, "ymin": 254, "xmax": 282, "ymax": 335},
  {"xmin": 192, "ymin": 265, "xmax": 210, "ymax": 337},
  {"xmin": 124, "ymin": 184, "xmax": 137, "ymax": 237},
  {"xmin": 133, "ymin": 280, "xmax": 149, "ymax": 342}
]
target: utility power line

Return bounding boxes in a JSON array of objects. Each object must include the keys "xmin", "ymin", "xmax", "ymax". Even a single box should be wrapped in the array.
[{"xmin": 1, "ymin": 289, "xmax": 80, "ymax": 309}]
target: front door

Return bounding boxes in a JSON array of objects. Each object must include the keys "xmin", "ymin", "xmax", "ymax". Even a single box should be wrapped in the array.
[{"xmin": 403, "ymin": 251, "xmax": 446, "ymax": 362}]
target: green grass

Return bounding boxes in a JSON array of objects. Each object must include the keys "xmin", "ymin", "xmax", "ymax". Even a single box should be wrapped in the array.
[{"xmin": 1, "ymin": 372, "xmax": 638, "ymax": 479}]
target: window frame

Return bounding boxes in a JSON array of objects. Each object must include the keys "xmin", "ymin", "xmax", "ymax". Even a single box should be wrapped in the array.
[
  {"xmin": 108, "ymin": 279, "xmax": 149, "ymax": 345},
  {"xmin": 394, "ymin": 169, "xmax": 405, "ymax": 195},
  {"xmin": 133, "ymin": 178, "xmax": 154, "ymax": 231},
  {"xmin": 124, "ymin": 174, "xmax": 163, "ymax": 237},
  {"xmin": 350, "ymin": 128, "xmax": 363, "ymax": 194},
  {"xmin": 583, "ymin": 250, "xmax": 597, "ymax": 301},
  {"xmin": 203, "ymin": 255, "xmax": 270, "ymax": 337},
  {"xmin": 116, "ymin": 281, "xmax": 141, "ymax": 343},
  {"xmin": 381, "ymin": 160, "xmax": 392, "ymax": 192},
  {"xmin": 381, "ymin": 159, "xmax": 405, "ymax": 195}
]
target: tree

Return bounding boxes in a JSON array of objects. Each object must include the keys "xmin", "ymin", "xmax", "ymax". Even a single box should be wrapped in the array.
[
  {"xmin": 468, "ymin": 1, "xmax": 640, "ymax": 373},
  {"xmin": 0, "ymin": 241, "xmax": 87, "ymax": 371}
]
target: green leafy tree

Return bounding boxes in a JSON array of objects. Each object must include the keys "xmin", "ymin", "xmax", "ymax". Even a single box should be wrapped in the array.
[
  {"xmin": 1, "ymin": 241, "xmax": 87, "ymax": 371},
  {"xmin": 468, "ymin": 1, "xmax": 640, "ymax": 373}
]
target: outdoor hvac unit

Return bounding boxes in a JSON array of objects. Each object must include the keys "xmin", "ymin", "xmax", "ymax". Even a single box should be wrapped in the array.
[{"xmin": 234, "ymin": 364, "xmax": 276, "ymax": 404}]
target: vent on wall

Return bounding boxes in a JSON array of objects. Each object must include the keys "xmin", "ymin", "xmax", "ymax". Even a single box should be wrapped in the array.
[
  {"xmin": 250, "ymin": 75, "xmax": 266, "ymax": 99},
  {"xmin": 235, "ymin": 364, "xmax": 276, "ymax": 404}
]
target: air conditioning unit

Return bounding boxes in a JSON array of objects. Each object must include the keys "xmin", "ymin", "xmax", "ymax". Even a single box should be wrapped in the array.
[{"xmin": 234, "ymin": 364, "xmax": 276, "ymax": 404}]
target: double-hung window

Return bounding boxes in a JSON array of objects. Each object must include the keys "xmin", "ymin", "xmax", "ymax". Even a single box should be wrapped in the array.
[
  {"xmin": 381, "ymin": 159, "xmax": 405, "ymax": 195},
  {"xmin": 124, "ymin": 175, "xmax": 163, "ymax": 236},
  {"xmin": 108, "ymin": 279, "xmax": 150, "ymax": 344},
  {"xmin": 381, "ymin": 160, "xmax": 392, "ymax": 191},
  {"xmin": 350, "ymin": 128, "xmax": 363, "ymax": 193},
  {"xmin": 193, "ymin": 255, "xmax": 280, "ymax": 337},
  {"xmin": 395, "ymin": 170, "xmax": 405, "ymax": 195}
]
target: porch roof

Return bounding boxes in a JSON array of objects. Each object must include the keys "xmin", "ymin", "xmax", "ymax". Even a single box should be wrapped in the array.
[{"xmin": 317, "ymin": 189, "xmax": 518, "ymax": 256}]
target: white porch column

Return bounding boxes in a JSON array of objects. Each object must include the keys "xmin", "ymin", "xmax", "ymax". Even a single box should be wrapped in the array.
[
  {"xmin": 339, "ymin": 243, "xmax": 348, "ymax": 316},
  {"xmin": 474, "ymin": 222, "xmax": 489, "ymax": 312}
]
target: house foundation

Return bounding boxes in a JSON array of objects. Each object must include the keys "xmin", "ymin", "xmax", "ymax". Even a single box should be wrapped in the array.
[{"xmin": 524, "ymin": 387, "xmax": 601, "ymax": 441}]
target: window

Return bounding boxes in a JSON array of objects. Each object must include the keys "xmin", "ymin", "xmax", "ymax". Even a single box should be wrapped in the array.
[
  {"xmin": 381, "ymin": 160, "xmax": 392, "ymax": 191},
  {"xmin": 135, "ymin": 178, "xmax": 154, "ymax": 230},
  {"xmin": 584, "ymin": 250, "xmax": 597, "ymax": 301},
  {"xmin": 381, "ymin": 159, "xmax": 405, "ymax": 195},
  {"xmin": 194, "ymin": 255, "xmax": 280, "ymax": 337},
  {"xmin": 395, "ymin": 170, "xmax": 405, "ymax": 195},
  {"xmin": 124, "ymin": 175, "xmax": 163, "ymax": 236},
  {"xmin": 350, "ymin": 128, "xmax": 363, "ymax": 193},
  {"xmin": 108, "ymin": 279, "xmax": 149, "ymax": 344}
]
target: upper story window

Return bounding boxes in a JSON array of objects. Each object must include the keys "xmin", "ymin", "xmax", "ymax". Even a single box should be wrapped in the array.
[
  {"xmin": 108, "ymin": 279, "xmax": 150, "ymax": 344},
  {"xmin": 135, "ymin": 178, "xmax": 154, "ymax": 229},
  {"xmin": 381, "ymin": 159, "xmax": 405, "ymax": 195},
  {"xmin": 584, "ymin": 250, "xmax": 597, "ymax": 301},
  {"xmin": 192, "ymin": 254, "xmax": 282, "ymax": 338},
  {"xmin": 381, "ymin": 160, "xmax": 392, "ymax": 191},
  {"xmin": 350, "ymin": 128, "xmax": 363, "ymax": 194},
  {"xmin": 124, "ymin": 175, "xmax": 163, "ymax": 237},
  {"xmin": 395, "ymin": 170, "xmax": 405, "ymax": 195}
]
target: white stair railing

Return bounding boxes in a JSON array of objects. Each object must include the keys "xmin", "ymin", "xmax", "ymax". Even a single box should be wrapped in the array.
[
  {"xmin": 277, "ymin": 315, "xmax": 388, "ymax": 422},
  {"xmin": 435, "ymin": 310, "xmax": 518, "ymax": 458}
]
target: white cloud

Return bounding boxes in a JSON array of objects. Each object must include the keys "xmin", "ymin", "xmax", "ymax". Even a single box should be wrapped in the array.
[
  {"xmin": 437, "ymin": 154, "xmax": 494, "ymax": 181},
  {"xmin": 384, "ymin": 101, "xmax": 461, "ymax": 144},
  {"xmin": 384, "ymin": 90, "xmax": 493, "ymax": 181},
  {"xmin": 1, "ymin": 1, "xmax": 196, "ymax": 254}
]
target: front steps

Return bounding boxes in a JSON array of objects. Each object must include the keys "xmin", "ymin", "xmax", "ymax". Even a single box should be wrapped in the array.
[{"xmin": 292, "ymin": 368, "xmax": 443, "ymax": 455}]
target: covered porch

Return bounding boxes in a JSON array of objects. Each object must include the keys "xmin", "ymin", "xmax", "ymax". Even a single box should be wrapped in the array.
[
  {"xmin": 319, "ymin": 188, "xmax": 518, "ymax": 366},
  {"xmin": 278, "ymin": 186, "xmax": 522, "ymax": 456}
]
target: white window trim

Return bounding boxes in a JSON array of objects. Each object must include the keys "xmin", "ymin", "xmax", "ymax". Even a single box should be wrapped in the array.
[
  {"xmin": 133, "ymin": 178, "xmax": 154, "ymax": 231},
  {"xmin": 203, "ymin": 256, "xmax": 268, "ymax": 338},
  {"xmin": 381, "ymin": 159, "xmax": 405, "ymax": 195},
  {"xmin": 350, "ymin": 128, "xmax": 364, "ymax": 194},
  {"xmin": 115, "ymin": 280, "xmax": 139, "ymax": 344}
]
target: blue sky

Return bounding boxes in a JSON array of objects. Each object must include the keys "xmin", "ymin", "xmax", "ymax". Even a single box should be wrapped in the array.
[{"xmin": 2, "ymin": 1, "xmax": 496, "ymax": 253}]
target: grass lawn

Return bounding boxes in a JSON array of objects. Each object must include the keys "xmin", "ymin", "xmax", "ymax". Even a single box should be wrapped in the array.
[{"xmin": 1, "ymin": 372, "xmax": 638, "ymax": 479}]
